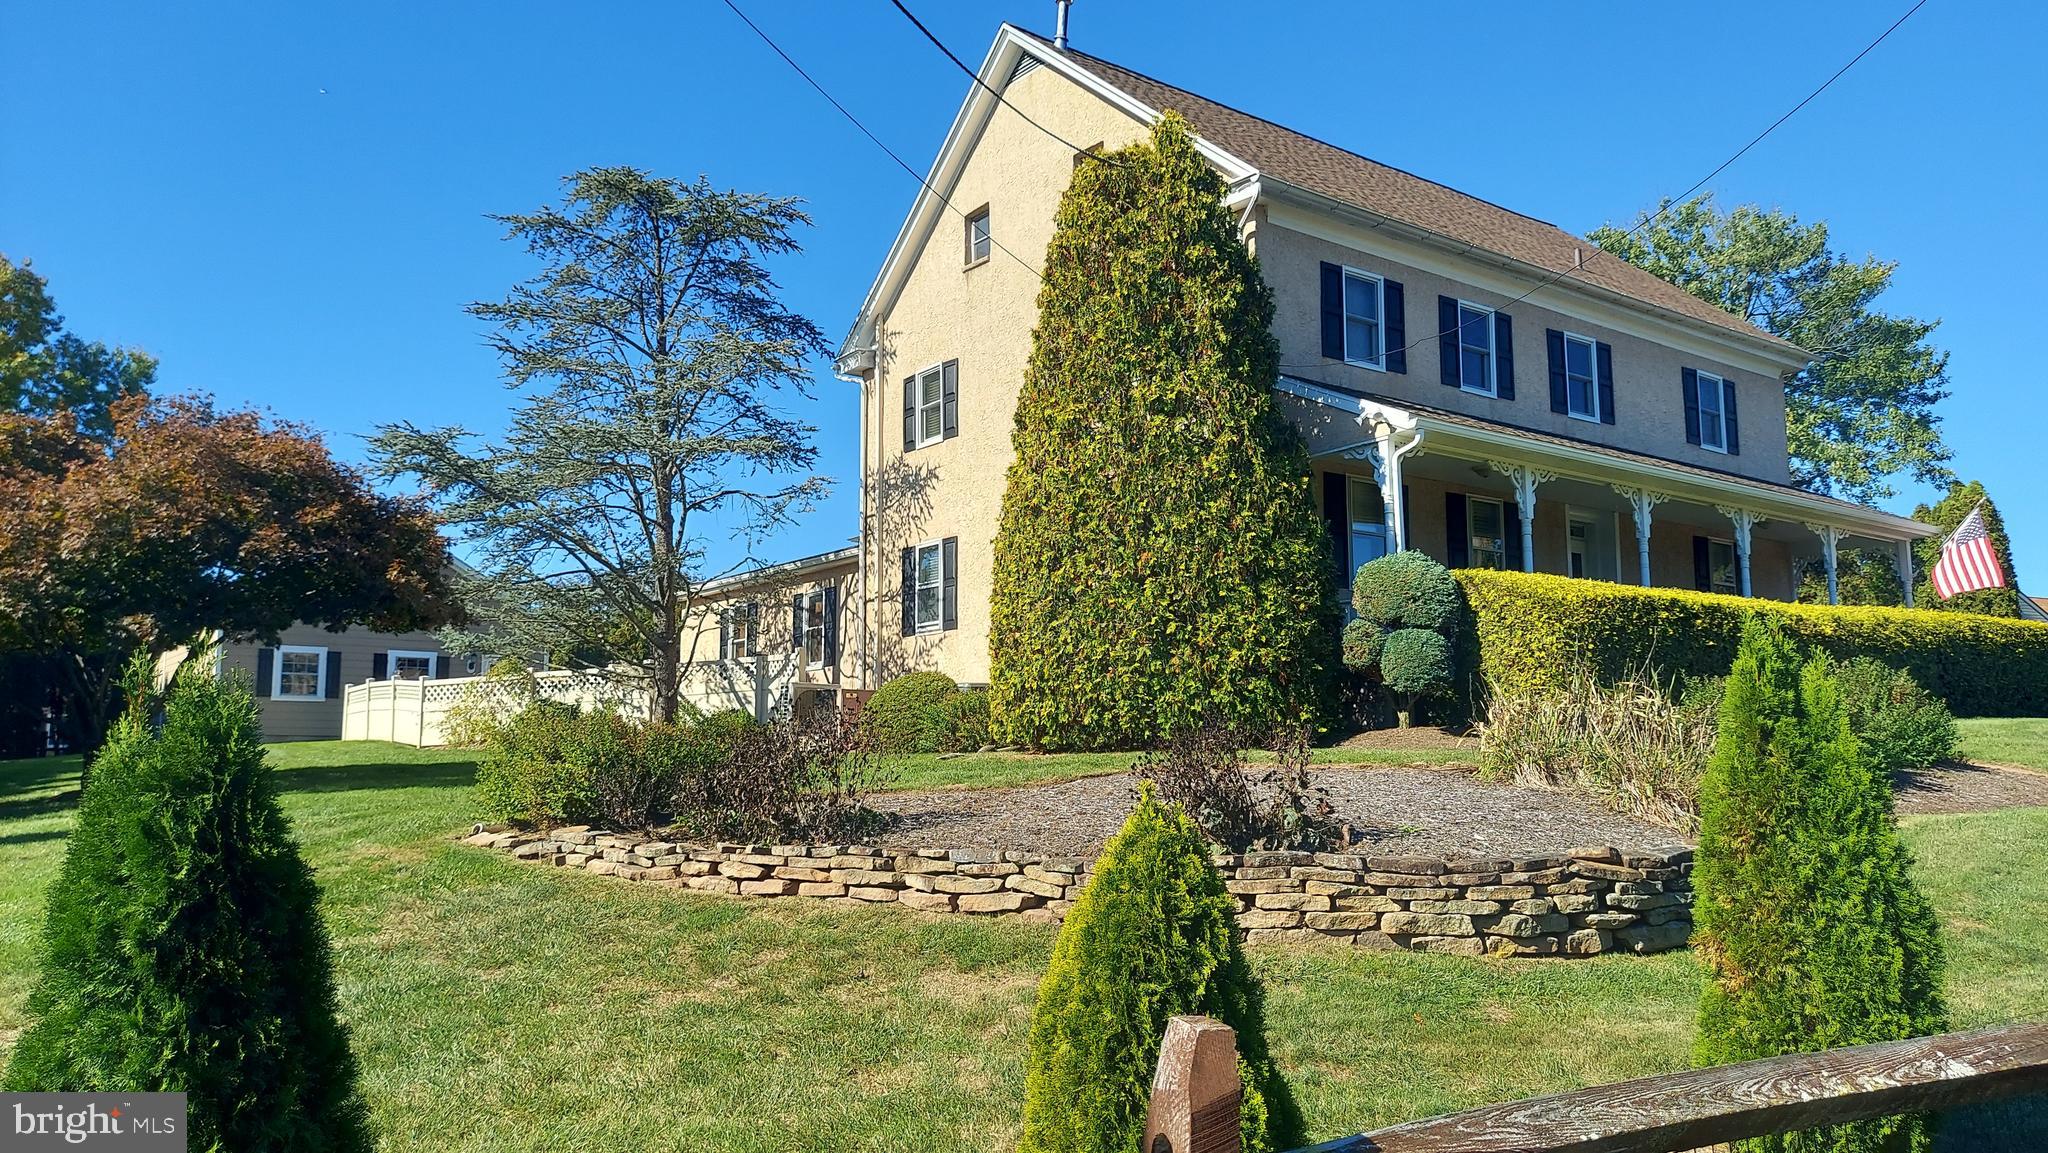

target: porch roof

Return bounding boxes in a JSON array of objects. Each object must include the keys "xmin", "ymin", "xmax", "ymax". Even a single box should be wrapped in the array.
[{"xmin": 1277, "ymin": 375, "xmax": 1936, "ymax": 543}]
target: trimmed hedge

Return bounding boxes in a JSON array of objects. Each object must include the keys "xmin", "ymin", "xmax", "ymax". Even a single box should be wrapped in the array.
[
  {"xmin": 1457, "ymin": 569, "xmax": 2048, "ymax": 718},
  {"xmin": 865, "ymin": 671, "xmax": 960, "ymax": 754}
]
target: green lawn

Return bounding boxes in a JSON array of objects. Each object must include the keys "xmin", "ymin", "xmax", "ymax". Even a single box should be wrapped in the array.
[
  {"xmin": 886, "ymin": 741, "xmax": 1474, "ymax": 791},
  {"xmin": 1, "ymin": 739, "xmax": 2043, "ymax": 1151},
  {"xmin": 1958, "ymin": 718, "xmax": 2048, "ymax": 772}
]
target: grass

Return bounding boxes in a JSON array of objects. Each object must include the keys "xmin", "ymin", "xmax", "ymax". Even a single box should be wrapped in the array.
[
  {"xmin": 1958, "ymin": 718, "xmax": 2048, "ymax": 771},
  {"xmin": 0, "ymin": 739, "xmax": 2043, "ymax": 1150},
  {"xmin": 884, "ymin": 741, "xmax": 1475, "ymax": 792}
]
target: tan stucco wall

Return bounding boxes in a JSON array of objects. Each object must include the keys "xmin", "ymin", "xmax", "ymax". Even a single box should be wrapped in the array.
[
  {"xmin": 680, "ymin": 557, "xmax": 861, "ymax": 692},
  {"xmin": 860, "ymin": 63, "xmax": 1149, "ymax": 686},
  {"xmin": 221, "ymin": 622, "xmax": 451, "ymax": 741},
  {"xmin": 1258, "ymin": 219, "xmax": 1794, "ymax": 485}
]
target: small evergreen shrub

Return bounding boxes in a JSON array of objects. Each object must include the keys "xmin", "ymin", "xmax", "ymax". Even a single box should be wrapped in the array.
[
  {"xmin": 472, "ymin": 701, "xmax": 597, "ymax": 826},
  {"xmin": 1351, "ymin": 550, "xmax": 1461, "ymax": 633},
  {"xmin": 1377, "ymin": 628, "xmax": 1454, "ymax": 727},
  {"xmin": 930, "ymin": 688, "xmax": 993, "ymax": 753},
  {"xmin": 1019, "ymin": 787, "xmax": 1300, "ymax": 1153},
  {"xmin": 1828, "ymin": 656, "xmax": 1958, "ymax": 776},
  {"xmin": 1693, "ymin": 617, "xmax": 1947, "ymax": 1153},
  {"xmin": 864, "ymin": 670, "xmax": 960, "ymax": 754},
  {"xmin": 4, "ymin": 662, "xmax": 371, "ymax": 1151}
]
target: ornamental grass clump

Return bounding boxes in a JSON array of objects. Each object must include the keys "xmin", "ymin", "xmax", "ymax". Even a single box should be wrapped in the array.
[
  {"xmin": 1019, "ymin": 787, "xmax": 1300, "ymax": 1153},
  {"xmin": 1692, "ymin": 617, "xmax": 1946, "ymax": 1153},
  {"xmin": 4, "ymin": 658, "xmax": 371, "ymax": 1152}
]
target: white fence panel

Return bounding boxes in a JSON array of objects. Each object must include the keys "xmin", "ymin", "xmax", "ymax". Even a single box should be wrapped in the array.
[{"xmin": 341, "ymin": 667, "xmax": 659, "ymax": 748}]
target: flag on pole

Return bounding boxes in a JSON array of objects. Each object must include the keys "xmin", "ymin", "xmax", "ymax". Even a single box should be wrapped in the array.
[{"xmin": 1931, "ymin": 504, "xmax": 2006, "ymax": 599}]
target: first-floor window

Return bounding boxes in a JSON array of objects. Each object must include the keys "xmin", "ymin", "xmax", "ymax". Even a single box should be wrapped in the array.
[
  {"xmin": 389, "ymin": 650, "xmax": 436, "ymax": 680},
  {"xmin": 723, "ymin": 603, "xmax": 757, "ymax": 660},
  {"xmin": 1469, "ymin": 497, "xmax": 1508, "ymax": 570},
  {"xmin": 1698, "ymin": 371, "xmax": 1728, "ymax": 451},
  {"xmin": 915, "ymin": 542, "xmax": 943, "ymax": 632},
  {"xmin": 1564, "ymin": 332, "xmax": 1598, "ymax": 421},
  {"xmin": 1708, "ymin": 538, "xmax": 1739, "ymax": 596},
  {"xmin": 1347, "ymin": 476, "xmax": 1387, "ymax": 573},
  {"xmin": 275, "ymin": 646, "xmax": 325, "ymax": 700},
  {"xmin": 804, "ymin": 591, "xmax": 827, "ymax": 666}
]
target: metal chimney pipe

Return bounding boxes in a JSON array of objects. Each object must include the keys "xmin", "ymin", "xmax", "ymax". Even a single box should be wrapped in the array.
[{"xmin": 1053, "ymin": 0, "xmax": 1071, "ymax": 49}]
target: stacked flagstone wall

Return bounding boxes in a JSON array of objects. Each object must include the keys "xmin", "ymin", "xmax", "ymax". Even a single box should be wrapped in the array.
[{"xmin": 464, "ymin": 826, "xmax": 1692, "ymax": 958}]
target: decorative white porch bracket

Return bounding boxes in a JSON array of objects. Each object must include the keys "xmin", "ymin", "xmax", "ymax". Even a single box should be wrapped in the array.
[
  {"xmin": 1612, "ymin": 485, "xmax": 1668, "ymax": 588},
  {"xmin": 1490, "ymin": 462, "xmax": 1556, "ymax": 573},
  {"xmin": 1717, "ymin": 506, "xmax": 1766, "ymax": 597},
  {"xmin": 1805, "ymin": 522, "xmax": 1843, "ymax": 605}
]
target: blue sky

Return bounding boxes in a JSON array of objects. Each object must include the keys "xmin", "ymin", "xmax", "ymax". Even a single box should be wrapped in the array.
[{"xmin": 5, "ymin": 1, "xmax": 2041, "ymax": 585}]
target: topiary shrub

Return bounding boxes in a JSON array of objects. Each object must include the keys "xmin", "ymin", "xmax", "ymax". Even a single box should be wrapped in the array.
[
  {"xmin": 1829, "ymin": 656, "xmax": 1958, "ymax": 777},
  {"xmin": 1693, "ymin": 617, "xmax": 1946, "ymax": 1153},
  {"xmin": 1378, "ymin": 628, "xmax": 1454, "ymax": 728},
  {"xmin": 1019, "ymin": 786, "xmax": 1300, "ymax": 1153},
  {"xmin": 930, "ymin": 687, "xmax": 992, "ymax": 754},
  {"xmin": 864, "ymin": 670, "xmax": 959, "ymax": 754},
  {"xmin": 1351, "ymin": 550, "xmax": 1461, "ymax": 633},
  {"xmin": 988, "ymin": 111, "xmax": 1337, "ymax": 751},
  {"xmin": 4, "ymin": 660, "xmax": 371, "ymax": 1151},
  {"xmin": 1340, "ymin": 619, "xmax": 1386, "ymax": 670}
]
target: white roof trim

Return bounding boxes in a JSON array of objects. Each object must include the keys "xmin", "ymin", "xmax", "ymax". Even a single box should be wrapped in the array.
[
  {"xmin": 698, "ymin": 545, "xmax": 859, "ymax": 597},
  {"xmin": 1277, "ymin": 376, "xmax": 1933, "ymax": 541}
]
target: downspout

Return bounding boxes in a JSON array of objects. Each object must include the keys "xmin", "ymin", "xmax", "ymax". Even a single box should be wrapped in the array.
[{"xmin": 832, "ymin": 338, "xmax": 879, "ymax": 691}]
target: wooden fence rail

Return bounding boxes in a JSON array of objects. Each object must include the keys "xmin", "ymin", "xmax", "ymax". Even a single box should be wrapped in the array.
[{"xmin": 1147, "ymin": 1016, "xmax": 2048, "ymax": 1153}]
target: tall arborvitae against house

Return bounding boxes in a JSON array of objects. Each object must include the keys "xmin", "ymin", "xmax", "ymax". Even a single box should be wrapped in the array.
[
  {"xmin": 4, "ymin": 658, "xmax": 371, "ymax": 1153},
  {"xmin": 1692, "ymin": 617, "xmax": 1946, "ymax": 1153},
  {"xmin": 989, "ymin": 112, "xmax": 1336, "ymax": 750}
]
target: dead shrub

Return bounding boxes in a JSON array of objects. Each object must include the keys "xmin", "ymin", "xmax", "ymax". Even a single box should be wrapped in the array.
[
  {"xmin": 1134, "ymin": 725, "xmax": 1346, "ymax": 852},
  {"xmin": 677, "ymin": 706, "xmax": 898, "ymax": 843}
]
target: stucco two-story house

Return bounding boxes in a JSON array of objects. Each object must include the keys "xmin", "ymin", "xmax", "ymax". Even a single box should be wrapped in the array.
[{"xmin": 702, "ymin": 22, "xmax": 1933, "ymax": 703}]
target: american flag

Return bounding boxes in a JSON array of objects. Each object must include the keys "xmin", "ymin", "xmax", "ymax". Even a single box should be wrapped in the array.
[{"xmin": 1931, "ymin": 504, "xmax": 2006, "ymax": 599}]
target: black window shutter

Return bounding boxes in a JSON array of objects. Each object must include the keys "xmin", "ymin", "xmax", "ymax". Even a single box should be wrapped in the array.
[
  {"xmin": 1724, "ymin": 383, "xmax": 1741, "ymax": 455},
  {"xmin": 1596, "ymin": 342, "xmax": 1616, "ymax": 426},
  {"xmin": 1693, "ymin": 536, "xmax": 1712, "ymax": 592},
  {"xmin": 1319, "ymin": 262, "xmax": 1344, "ymax": 360},
  {"xmin": 1384, "ymin": 280, "xmax": 1406, "ymax": 373},
  {"xmin": 256, "ymin": 647, "xmax": 274, "ymax": 697},
  {"xmin": 1322, "ymin": 472, "xmax": 1348, "ymax": 581},
  {"xmin": 1445, "ymin": 492, "xmax": 1469, "ymax": 568},
  {"xmin": 941, "ymin": 537, "xmax": 958, "ymax": 631},
  {"xmin": 1494, "ymin": 312, "xmax": 1515, "ymax": 399},
  {"xmin": 1437, "ymin": 296, "xmax": 1459, "ymax": 388},
  {"xmin": 902, "ymin": 376, "xmax": 917, "ymax": 452},
  {"xmin": 941, "ymin": 360, "xmax": 959, "ymax": 440},
  {"xmin": 372, "ymin": 652, "xmax": 388, "ymax": 680},
  {"xmin": 325, "ymin": 651, "xmax": 341, "ymax": 699},
  {"xmin": 1682, "ymin": 368, "xmax": 1701, "ymax": 445},
  {"xmin": 900, "ymin": 548, "xmax": 916, "ymax": 636},
  {"xmin": 1546, "ymin": 329, "xmax": 1567, "ymax": 413},
  {"xmin": 745, "ymin": 603, "xmax": 758, "ymax": 650},
  {"xmin": 720, "ymin": 611, "xmax": 732, "ymax": 654},
  {"xmin": 1504, "ymin": 502, "xmax": 1523, "ymax": 571},
  {"xmin": 792, "ymin": 594, "xmax": 806, "ymax": 651},
  {"xmin": 823, "ymin": 586, "xmax": 839, "ymax": 664}
]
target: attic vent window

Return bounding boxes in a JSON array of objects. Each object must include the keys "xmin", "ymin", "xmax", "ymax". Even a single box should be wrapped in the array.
[{"xmin": 965, "ymin": 206, "xmax": 991, "ymax": 266}]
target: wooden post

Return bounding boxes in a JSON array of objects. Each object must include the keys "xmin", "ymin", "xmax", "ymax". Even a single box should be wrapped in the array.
[{"xmin": 1144, "ymin": 1015, "xmax": 1242, "ymax": 1153}]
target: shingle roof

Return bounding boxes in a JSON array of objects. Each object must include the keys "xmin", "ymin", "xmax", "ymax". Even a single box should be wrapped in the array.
[{"xmin": 1037, "ymin": 35, "xmax": 1791, "ymax": 353}]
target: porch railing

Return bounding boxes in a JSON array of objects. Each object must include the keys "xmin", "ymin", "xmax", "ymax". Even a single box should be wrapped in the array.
[{"xmin": 1143, "ymin": 1015, "xmax": 2048, "ymax": 1153}]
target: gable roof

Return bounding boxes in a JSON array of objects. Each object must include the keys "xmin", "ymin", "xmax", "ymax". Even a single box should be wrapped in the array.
[
  {"xmin": 838, "ymin": 26, "xmax": 1806, "ymax": 371},
  {"xmin": 1032, "ymin": 33, "xmax": 1794, "ymax": 355}
]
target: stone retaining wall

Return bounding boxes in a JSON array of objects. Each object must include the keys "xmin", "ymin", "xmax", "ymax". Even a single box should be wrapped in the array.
[{"xmin": 463, "ymin": 825, "xmax": 1694, "ymax": 958}]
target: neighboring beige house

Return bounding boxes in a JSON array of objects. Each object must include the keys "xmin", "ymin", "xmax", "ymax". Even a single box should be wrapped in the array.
[
  {"xmin": 678, "ymin": 547, "xmax": 860, "ymax": 718},
  {"xmin": 705, "ymin": 23, "xmax": 1936, "ymax": 695}
]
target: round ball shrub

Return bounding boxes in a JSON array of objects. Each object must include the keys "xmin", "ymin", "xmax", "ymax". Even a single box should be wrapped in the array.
[
  {"xmin": 931, "ymin": 688, "xmax": 992, "ymax": 753},
  {"xmin": 1341, "ymin": 618, "xmax": 1387, "ymax": 672},
  {"xmin": 1379, "ymin": 628, "xmax": 1454, "ymax": 726},
  {"xmin": 1351, "ymin": 550, "xmax": 1460, "ymax": 633},
  {"xmin": 865, "ymin": 670, "xmax": 960, "ymax": 754}
]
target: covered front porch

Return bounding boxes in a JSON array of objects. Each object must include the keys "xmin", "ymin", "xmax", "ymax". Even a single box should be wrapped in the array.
[{"xmin": 1278, "ymin": 377, "xmax": 1934, "ymax": 603}]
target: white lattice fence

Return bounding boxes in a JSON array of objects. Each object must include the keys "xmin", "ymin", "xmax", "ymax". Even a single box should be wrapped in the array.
[{"xmin": 341, "ymin": 668, "xmax": 654, "ymax": 748}]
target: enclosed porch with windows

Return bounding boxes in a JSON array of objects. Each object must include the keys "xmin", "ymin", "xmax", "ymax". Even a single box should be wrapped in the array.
[{"xmin": 1283, "ymin": 378, "xmax": 1935, "ymax": 604}]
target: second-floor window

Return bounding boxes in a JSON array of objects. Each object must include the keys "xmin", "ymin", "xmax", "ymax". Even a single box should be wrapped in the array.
[
  {"xmin": 1458, "ymin": 302, "xmax": 1495, "ymax": 395},
  {"xmin": 1698, "ymin": 370, "xmax": 1729, "ymax": 452},
  {"xmin": 1564, "ymin": 333, "xmax": 1599, "ymax": 422},
  {"xmin": 1343, "ymin": 268, "xmax": 1384, "ymax": 369},
  {"xmin": 904, "ymin": 361, "xmax": 958, "ymax": 451},
  {"xmin": 965, "ymin": 206, "xmax": 991, "ymax": 265}
]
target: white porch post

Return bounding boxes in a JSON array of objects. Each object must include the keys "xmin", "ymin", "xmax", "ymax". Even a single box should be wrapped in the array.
[
  {"xmin": 1718, "ymin": 506, "xmax": 1764, "ymax": 597},
  {"xmin": 1898, "ymin": 538, "xmax": 1917, "ymax": 608},
  {"xmin": 1805, "ymin": 523, "xmax": 1843, "ymax": 605},
  {"xmin": 1373, "ymin": 428, "xmax": 1401, "ymax": 552},
  {"xmin": 1490, "ymin": 462, "xmax": 1554, "ymax": 573},
  {"xmin": 1613, "ymin": 486, "xmax": 1667, "ymax": 587}
]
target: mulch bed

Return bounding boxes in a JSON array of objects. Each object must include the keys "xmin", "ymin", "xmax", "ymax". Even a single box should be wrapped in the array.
[
  {"xmin": 1332, "ymin": 725, "xmax": 1479, "ymax": 754},
  {"xmin": 1895, "ymin": 761, "xmax": 2048, "ymax": 814}
]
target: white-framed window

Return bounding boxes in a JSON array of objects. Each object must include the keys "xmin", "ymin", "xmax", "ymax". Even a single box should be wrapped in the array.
[
  {"xmin": 914, "ymin": 540, "xmax": 944, "ymax": 633},
  {"xmin": 1468, "ymin": 497, "xmax": 1509, "ymax": 570},
  {"xmin": 274, "ymin": 645, "xmax": 326, "ymax": 701},
  {"xmin": 911, "ymin": 363, "xmax": 945, "ymax": 449},
  {"xmin": 1347, "ymin": 476, "xmax": 1388, "ymax": 576},
  {"xmin": 388, "ymin": 650, "xmax": 437, "ymax": 681},
  {"xmin": 723, "ymin": 603, "xmax": 757, "ymax": 661},
  {"xmin": 1707, "ymin": 538, "xmax": 1739, "ymax": 596},
  {"xmin": 1457, "ymin": 301, "xmax": 1495, "ymax": 395},
  {"xmin": 1341, "ymin": 267, "xmax": 1385, "ymax": 370},
  {"xmin": 804, "ymin": 589, "xmax": 828, "ymax": 668},
  {"xmin": 1697, "ymin": 370, "xmax": 1729, "ymax": 452},
  {"xmin": 1563, "ymin": 332, "xmax": 1599, "ymax": 421},
  {"xmin": 965, "ymin": 206, "xmax": 991, "ymax": 265}
]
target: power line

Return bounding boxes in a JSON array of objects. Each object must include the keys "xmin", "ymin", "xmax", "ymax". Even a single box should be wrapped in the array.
[
  {"xmin": 716, "ymin": 0, "xmax": 1047, "ymax": 283},
  {"xmin": 1286, "ymin": 0, "xmax": 1931, "ymax": 370},
  {"xmin": 884, "ymin": 0, "xmax": 1124, "ymax": 167}
]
